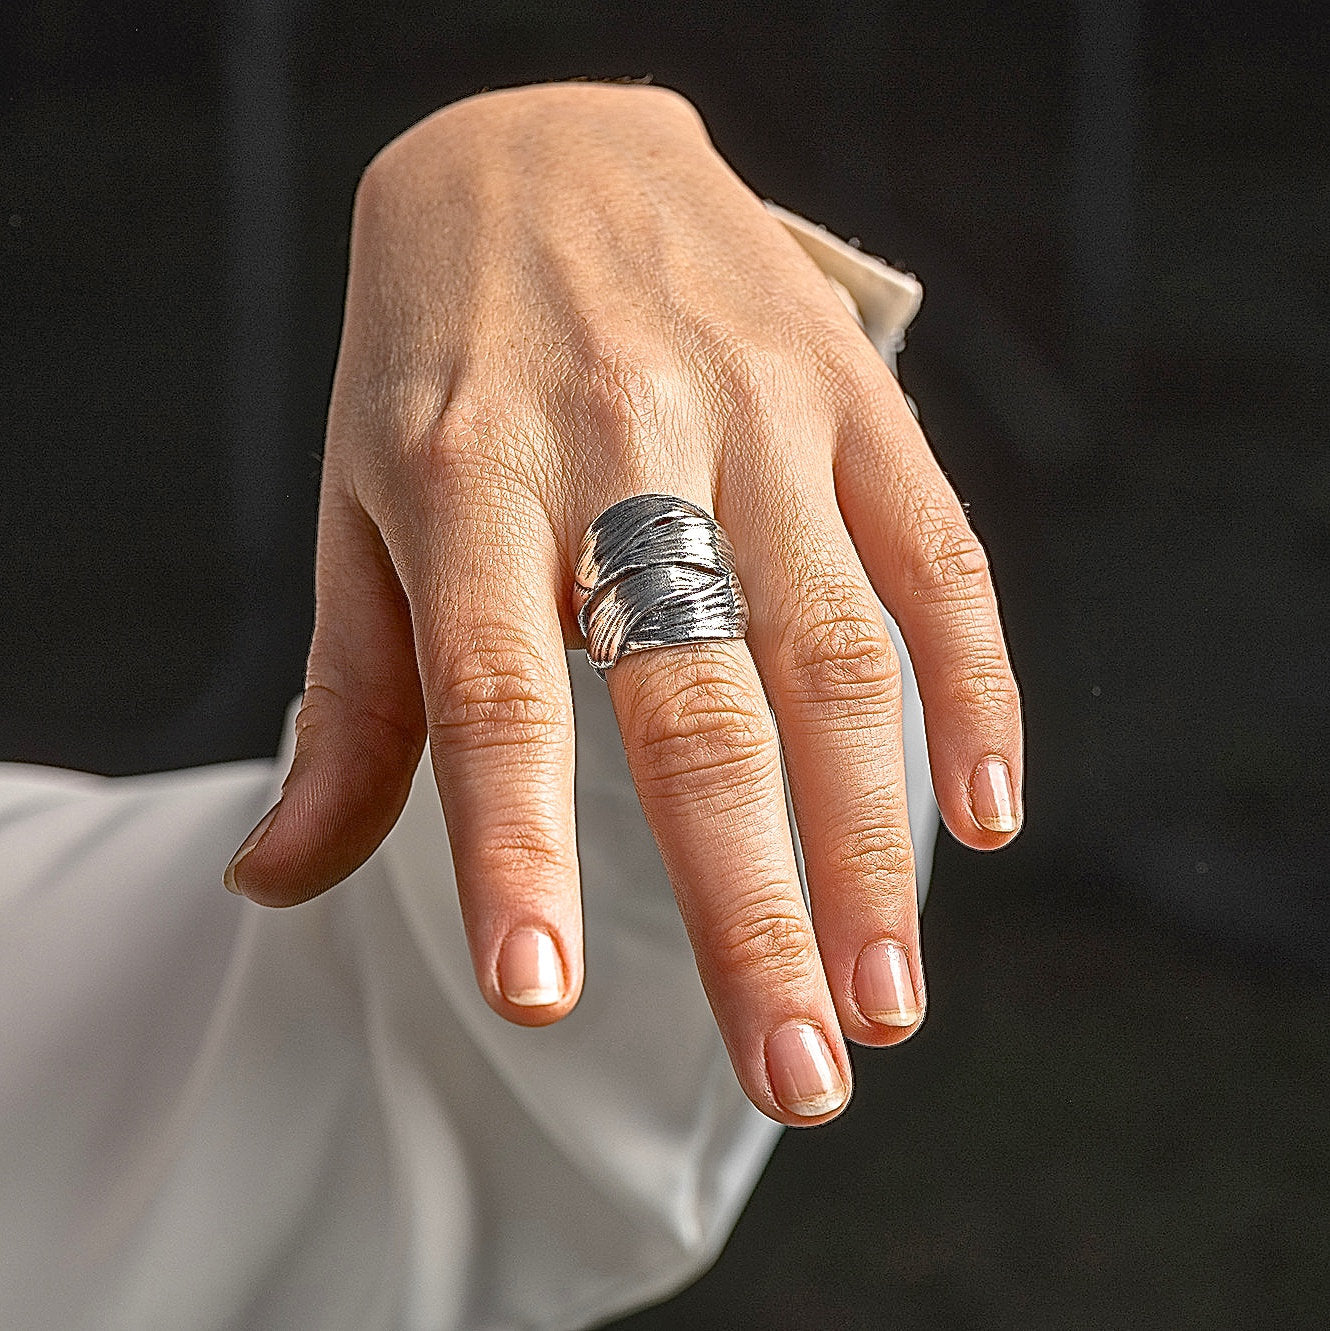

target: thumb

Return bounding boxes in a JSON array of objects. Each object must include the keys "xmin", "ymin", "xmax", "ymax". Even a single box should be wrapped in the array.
[{"xmin": 224, "ymin": 488, "xmax": 426, "ymax": 906}]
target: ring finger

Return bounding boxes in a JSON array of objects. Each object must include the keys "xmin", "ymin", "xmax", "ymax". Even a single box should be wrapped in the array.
[{"xmin": 598, "ymin": 516, "xmax": 853, "ymax": 1126}]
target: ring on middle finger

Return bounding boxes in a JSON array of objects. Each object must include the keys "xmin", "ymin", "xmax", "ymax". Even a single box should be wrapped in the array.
[{"xmin": 573, "ymin": 493, "xmax": 749, "ymax": 677}]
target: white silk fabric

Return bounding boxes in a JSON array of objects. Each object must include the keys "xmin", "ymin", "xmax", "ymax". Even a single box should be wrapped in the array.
[{"xmin": 0, "ymin": 214, "xmax": 936, "ymax": 1331}]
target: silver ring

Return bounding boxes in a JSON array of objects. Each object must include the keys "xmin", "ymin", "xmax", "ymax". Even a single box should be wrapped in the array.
[{"xmin": 574, "ymin": 493, "xmax": 750, "ymax": 676}]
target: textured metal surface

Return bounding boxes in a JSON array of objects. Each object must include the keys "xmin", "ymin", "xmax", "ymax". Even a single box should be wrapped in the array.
[{"xmin": 574, "ymin": 494, "xmax": 750, "ymax": 675}]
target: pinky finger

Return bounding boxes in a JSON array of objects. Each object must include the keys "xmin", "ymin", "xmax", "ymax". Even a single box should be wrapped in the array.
[{"xmin": 835, "ymin": 391, "xmax": 1024, "ymax": 849}]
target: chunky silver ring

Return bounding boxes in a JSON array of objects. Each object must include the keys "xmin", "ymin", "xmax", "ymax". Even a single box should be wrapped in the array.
[{"xmin": 574, "ymin": 493, "xmax": 750, "ymax": 676}]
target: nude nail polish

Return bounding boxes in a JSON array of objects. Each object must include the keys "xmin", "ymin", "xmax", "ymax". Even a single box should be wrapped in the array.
[
  {"xmin": 766, "ymin": 1022, "xmax": 847, "ymax": 1118},
  {"xmin": 854, "ymin": 939, "xmax": 921, "ymax": 1027},
  {"xmin": 970, "ymin": 754, "xmax": 1018, "ymax": 833},
  {"xmin": 498, "ymin": 928, "xmax": 564, "ymax": 1006}
]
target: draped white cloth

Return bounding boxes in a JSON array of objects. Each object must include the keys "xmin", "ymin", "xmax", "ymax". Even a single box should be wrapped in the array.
[{"xmin": 0, "ymin": 213, "xmax": 936, "ymax": 1331}]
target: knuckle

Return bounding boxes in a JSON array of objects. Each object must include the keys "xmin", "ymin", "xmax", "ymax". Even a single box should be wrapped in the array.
[
  {"xmin": 806, "ymin": 329, "xmax": 904, "ymax": 424},
  {"xmin": 411, "ymin": 395, "xmax": 511, "ymax": 473},
  {"xmin": 826, "ymin": 819, "xmax": 916, "ymax": 894},
  {"xmin": 298, "ymin": 679, "xmax": 421, "ymax": 760},
  {"xmin": 629, "ymin": 656, "xmax": 777, "ymax": 795},
  {"xmin": 905, "ymin": 500, "xmax": 993, "ymax": 600},
  {"xmin": 387, "ymin": 396, "xmax": 545, "ymax": 536},
  {"xmin": 711, "ymin": 897, "xmax": 816, "ymax": 987},
  {"xmin": 815, "ymin": 335, "xmax": 889, "ymax": 403},
  {"xmin": 577, "ymin": 348, "xmax": 678, "ymax": 461},
  {"xmin": 947, "ymin": 659, "xmax": 1021, "ymax": 715},
  {"xmin": 430, "ymin": 644, "xmax": 572, "ymax": 753},
  {"xmin": 466, "ymin": 818, "xmax": 570, "ymax": 887},
  {"xmin": 703, "ymin": 331, "xmax": 784, "ymax": 425},
  {"xmin": 673, "ymin": 313, "xmax": 814, "ymax": 459},
  {"xmin": 784, "ymin": 576, "xmax": 900, "ymax": 706}
]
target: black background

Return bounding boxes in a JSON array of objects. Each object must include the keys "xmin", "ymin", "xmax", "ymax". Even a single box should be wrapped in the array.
[{"xmin": 2, "ymin": 3, "xmax": 1327, "ymax": 1327}]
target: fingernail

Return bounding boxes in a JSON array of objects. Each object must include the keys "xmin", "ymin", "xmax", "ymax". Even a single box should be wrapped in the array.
[
  {"xmin": 766, "ymin": 1021, "xmax": 847, "ymax": 1118},
  {"xmin": 970, "ymin": 754, "xmax": 1018, "ymax": 833},
  {"xmin": 855, "ymin": 939, "xmax": 921, "ymax": 1027},
  {"xmin": 223, "ymin": 803, "xmax": 279, "ymax": 896},
  {"xmin": 498, "ymin": 928, "xmax": 565, "ymax": 1006}
]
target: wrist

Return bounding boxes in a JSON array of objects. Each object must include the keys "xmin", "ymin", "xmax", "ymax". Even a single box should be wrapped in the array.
[
  {"xmin": 437, "ymin": 79, "xmax": 703, "ymax": 137},
  {"xmin": 364, "ymin": 81, "xmax": 706, "ymax": 188},
  {"xmin": 356, "ymin": 80, "xmax": 718, "ymax": 240}
]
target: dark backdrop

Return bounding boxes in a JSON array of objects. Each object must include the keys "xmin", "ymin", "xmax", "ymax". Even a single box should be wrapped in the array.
[{"xmin": 2, "ymin": 3, "xmax": 1327, "ymax": 1327}]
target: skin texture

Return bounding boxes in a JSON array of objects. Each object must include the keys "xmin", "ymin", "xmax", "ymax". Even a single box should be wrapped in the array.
[{"xmin": 224, "ymin": 82, "xmax": 1023, "ymax": 1127}]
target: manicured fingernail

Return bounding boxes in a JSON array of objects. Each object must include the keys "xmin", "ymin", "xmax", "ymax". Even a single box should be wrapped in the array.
[
  {"xmin": 498, "ymin": 928, "xmax": 564, "ymax": 1006},
  {"xmin": 223, "ymin": 803, "xmax": 279, "ymax": 895},
  {"xmin": 855, "ymin": 939, "xmax": 921, "ymax": 1027},
  {"xmin": 970, "ymin": 754, "xmax": 1018, "ymax": 833},
  {"xmin": 766, "ymin": 1022, "xmax": 847, "ymax": 1118}
]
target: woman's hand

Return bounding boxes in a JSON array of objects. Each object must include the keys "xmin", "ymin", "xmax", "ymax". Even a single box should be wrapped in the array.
[{"xmin": 223, "ymin": 82, "xmax": 1022, "ymax": 1126}]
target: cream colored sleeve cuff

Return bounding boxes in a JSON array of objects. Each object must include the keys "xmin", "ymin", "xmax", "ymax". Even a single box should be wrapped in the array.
[{"xmin": 766, "ymin": 200, "xmax": 924, "ymax": 362}]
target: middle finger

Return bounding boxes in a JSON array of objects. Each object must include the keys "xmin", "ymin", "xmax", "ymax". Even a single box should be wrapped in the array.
[
  {"xmin": 604, "ymin": 610, "xmax": 852, "ymax": 1127},
  {"xmin": 732, "ymin": 468, "xmax": 926, "ymax": 1047}
]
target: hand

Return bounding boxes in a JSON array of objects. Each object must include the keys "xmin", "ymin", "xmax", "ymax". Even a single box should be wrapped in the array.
[{"xmin": 224, "ymin": 82, "xmax": 1022, "ymax": 1126}]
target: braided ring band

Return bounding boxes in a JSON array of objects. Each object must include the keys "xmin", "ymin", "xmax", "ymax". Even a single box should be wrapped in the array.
[{"xmin": 574, "ymin": 493, "xmax": 750, "ymax": 676}]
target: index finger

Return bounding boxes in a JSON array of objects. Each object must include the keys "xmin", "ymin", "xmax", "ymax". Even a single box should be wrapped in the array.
[{"xmin": 391, "ymin": 481, "xmax": 585, "ymax": 1027}]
